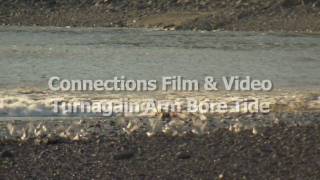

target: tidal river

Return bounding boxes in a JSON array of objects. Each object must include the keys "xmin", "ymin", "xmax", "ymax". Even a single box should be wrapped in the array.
[
  {"xmin": 0, "ymin": 26, "xmax": 319, "ymax": 118},
  {"xmin": 0, "ymin": 26, "xmax": 319, "ymax": 89}
]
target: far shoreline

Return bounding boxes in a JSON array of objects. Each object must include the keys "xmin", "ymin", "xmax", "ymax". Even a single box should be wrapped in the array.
[{"xmin": 1, "ymin": 0, "xmax": 320, "ymax": 33}]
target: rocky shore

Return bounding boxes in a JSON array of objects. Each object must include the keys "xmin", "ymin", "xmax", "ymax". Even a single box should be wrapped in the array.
[
  {"xmin": 1, "ymin": 0, "xmax": 320, "ymax": 32},
  {"xmin": 1, "ymin": 123, "xmax": 320, "ymax": 179},
  {"xmin": 1, "ymin": 110, "xmax": 320, "ymax": 179}
]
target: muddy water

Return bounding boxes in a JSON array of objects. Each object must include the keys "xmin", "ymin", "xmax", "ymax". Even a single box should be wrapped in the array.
[
  {"xmin": 0, "ymin": 26, "xmax": 319, "ymax": 119},
  {"xmin": 0, "ymin": 26, "xmax": 319, "ymax": 89}
]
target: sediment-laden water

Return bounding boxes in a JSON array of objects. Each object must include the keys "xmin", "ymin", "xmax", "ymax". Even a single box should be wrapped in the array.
[
  {"xmin": 0, "ymin": 26, "xmax": 319, "ymax": 138},
  {"xmin": 0, "ymin": 26, "xmax": 319, "ymax": 89}
]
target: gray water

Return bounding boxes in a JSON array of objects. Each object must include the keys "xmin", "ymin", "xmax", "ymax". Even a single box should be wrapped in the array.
[{"xmin": 0, "ymin": 26, "xmax": 319, "ymax": 90}]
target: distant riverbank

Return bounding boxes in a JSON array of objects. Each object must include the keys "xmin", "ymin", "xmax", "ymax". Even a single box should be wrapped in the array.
[{"xmin": 1, "ymin": 0, "xmax": 320, "ymax": 32}]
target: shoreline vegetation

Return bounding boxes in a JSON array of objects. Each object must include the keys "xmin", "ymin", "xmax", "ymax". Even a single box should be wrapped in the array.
[{"xmin": 0, "ymin": 0, "xmax": 320, "ymax": 32}]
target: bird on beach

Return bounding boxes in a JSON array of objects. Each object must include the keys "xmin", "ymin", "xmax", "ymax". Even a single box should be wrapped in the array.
[
  {"xmin": 146, "ymin": 111, "xmax": 179, "ymax": 137},
  {"xmin": 191, "ymin": 113, "xmax": 209, "ymax": 135},
  {"xmin": 162, "ymin": 118, "xmax": 186, "ymax": 136},
  {"xmin": 157, "ymin": 111, "xmax": 189, "ymax": 136},
  {"xmin": 20, "ymin": 128, "xmax": 27, "ymax": 141},
  {"xmin": 122, "ymin": 117, "xmax": 142, "ymax": 135},
  {"xmin": 6, "ymin": 123, "xmax": 15, "ymax": 137},
  {"xmin": 27, "ymin": 122, "xmax": 35, "ymax": 137},
  {"xmin": 34, "ymin": 122, "xmax": 48, "ymax": 138},
  {"xmin": 52, "ymin": 123, "xmax": 87, "ymax": 141},
  {"xmin": 7, "ymin": 123, "xmax": 30, "ymax": 140},
  {"xmin": 146, "ymin": 117, "xmax": 161, "ymax": 137},
  {"xmin": 229, "ymin": 122, "xmax": 243, "ymax": 133}
]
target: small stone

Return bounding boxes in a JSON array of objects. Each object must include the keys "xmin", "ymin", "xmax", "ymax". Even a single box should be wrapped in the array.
[
  {"xmin": 261, "ymin": 144, "xmax": 273, "ymax": 153},
  {"xmin": 47, "ymin": 137, "xmax": 65, "ymax": 145},
  {"xmin": 252, "ymin": 127, "xmax": 258, "ymax": 135},
  {"xmin": 1, "ymin": 150, "xmax": 14, "ymax": 158},
  {"xmin": 176, "ymin": 151, "xmax": 191, "ymax": 159},
  {"xmin": 113, "ymin": 151, "xmax": 134, "ymax": 160}
]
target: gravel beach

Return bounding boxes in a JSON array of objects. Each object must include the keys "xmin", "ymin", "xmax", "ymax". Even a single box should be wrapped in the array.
[
  {"xmin": 1, "ymin": 108, "xmax": 320, "ymax": 179},
  {"xmin": 1, "ymin": 122, "xmax": 320, "ymax": 179}
]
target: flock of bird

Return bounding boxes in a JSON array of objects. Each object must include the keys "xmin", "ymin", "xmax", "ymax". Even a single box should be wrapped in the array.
[
  {"xmin": 121, "ymin": 111, "xmax": 210, "ymax": 137},
  {"xmin": 6, "ymin": 119, "xmax": 88, "ymax": 142},
  {"xmin": 5, "ymin": 112, "xmax": 263, "ymax": 142}
]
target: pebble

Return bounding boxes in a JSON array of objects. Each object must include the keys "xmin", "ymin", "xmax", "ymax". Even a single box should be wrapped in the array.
[
  {"xmin": 113, "ymin": 151, "xmax": 135, "ymax": 160},
  {"xmin": 261, "ymin": 144, "xmax": 273, "ymax": 153},
  {"xmin": 1, "ymin": 150, "xmax": 14, "ymax": 158},
  {"xmin": 252, "ymin": 127, "xmax": 258, "ymax": 135},
  {"xmin": 176, "ymin": 151, "xmax": 191, "ymax": 159}
]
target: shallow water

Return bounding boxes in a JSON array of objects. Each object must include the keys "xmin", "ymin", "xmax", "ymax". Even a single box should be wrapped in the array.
[{"xmin": 0, "ymin": 26, "xmax": 319, "ymax": 89}]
